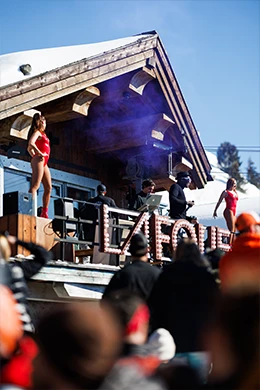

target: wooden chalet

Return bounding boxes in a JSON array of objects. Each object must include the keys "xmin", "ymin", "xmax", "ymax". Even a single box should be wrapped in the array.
[{"xmin": 0, "ymin": 31, "xmax": 215, "ymax": 302}]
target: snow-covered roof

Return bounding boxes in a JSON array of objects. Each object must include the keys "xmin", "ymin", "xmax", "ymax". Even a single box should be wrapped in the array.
[{"xmin": 0, "ymin": 34, "xmax": 153, "ymax": 88}]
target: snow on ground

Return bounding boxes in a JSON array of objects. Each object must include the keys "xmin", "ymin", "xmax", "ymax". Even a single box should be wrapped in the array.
[{"xmin": 158, "ymin": 151, "xmax": 260, "ymax": 229}]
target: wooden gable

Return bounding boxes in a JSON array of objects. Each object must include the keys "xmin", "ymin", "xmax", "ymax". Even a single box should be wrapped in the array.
[{"xmin": 0, "ymin": 32, "xmax": 212, "ymax": 196}]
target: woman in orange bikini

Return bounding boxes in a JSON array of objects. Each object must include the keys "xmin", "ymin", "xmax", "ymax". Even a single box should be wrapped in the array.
[
  {"xmin": 27, "ymin": 113, "xmax": 52, "ymax": 218},
  {"xmin": 213, "ymin": 178, "xmax": 238, "ymax": 237}
]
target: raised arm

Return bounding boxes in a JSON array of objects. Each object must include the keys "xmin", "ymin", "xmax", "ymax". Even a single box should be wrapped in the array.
[
  {"xmin": 213, "ymin": 190, "xmax": 227, "ymax": 218},
  {"xmin": 7, "ymin": 235, "xmax": 52, "ymax": 279}
]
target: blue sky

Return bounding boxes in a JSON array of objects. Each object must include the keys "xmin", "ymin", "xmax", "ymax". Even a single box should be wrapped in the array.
[{"xmin": 1, "ymin": 0, "xmax": 259, "ymax": 172}]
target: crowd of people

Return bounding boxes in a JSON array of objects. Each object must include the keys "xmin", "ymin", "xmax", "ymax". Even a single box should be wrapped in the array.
[
  {"xmin": 0, "ymin": 206, "xmax": 259, "ymax": 389},
  {"xmin": 1, "ymin": 121, "xmax": 259, "ymax": 389}
]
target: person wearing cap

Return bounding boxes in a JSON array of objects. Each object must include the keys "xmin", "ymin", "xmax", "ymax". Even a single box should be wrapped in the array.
[
  {"xmin": 102, "ymin": 233, "xmax": 161, "ymax": 301},
  {"xmin": 169, "ymin": 172, "xmax": 194, "ymax": 220},
  {"xmin": 80, "ymin": 184, "xmax": 118, "ymax": 245},
  {"xmin": 129, "ymin": 179, "xmax": 155, "ymax": 211},
  {"xmin": 219, "ymin": 211, "xmax": 260, "ymax": 292},
  {"xmin": 90, "ymin": 183, "xmax": 118, "ymax": 208}
]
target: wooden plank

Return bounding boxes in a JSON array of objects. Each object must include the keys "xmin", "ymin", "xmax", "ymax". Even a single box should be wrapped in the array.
[
  {"xmin": 35, "ymin": 217, "xmax": 57, "ymax": 250},
  {"xmin": 0, "ymin": 36, "xmax": 157, "ymax": 102},
  {"xmin": 75, "ymin": 249, "xmax": 94, "ymax": 257},
  {"xmin": 0, "ymin": 215, "xmax": 9, "ymax": 233},
  {"xmin": 0, "ymin": 47, "xmax": 156, "ymax": 119},
  {"xmin": 0, "ymin": 57, "xmax": 148, "ymax": 120},
  {"xmin": 31, "ymin": 267, "xmax": 114, "ymax": 284},
  {"xmin": 153, "ymin": 53, "xmax": 206, "ymax": 188},
  {"xmin": 155, "ymin": 42, "xmax": 209, "ymax": 187}
]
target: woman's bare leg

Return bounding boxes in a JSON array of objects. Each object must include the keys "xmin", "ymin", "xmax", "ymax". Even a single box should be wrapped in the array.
[
  {"xmin": 223, "ymin": 208, "xmax": 235, "ymax": 232},
  {"xmin": 29, "ymin": 157, "xmax": 44, "ymax": 198},
  {"xmin": 223, "ymin": 208, "xmax": 236, "ymax": 244},
  {"xmin": 41, "ymin": 165, "xmax": 52, "ymax": 209}
]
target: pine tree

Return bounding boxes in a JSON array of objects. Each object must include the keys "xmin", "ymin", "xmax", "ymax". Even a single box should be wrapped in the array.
[
  {"xmin": 217, "ymin": 142, "xmax": 245, "ymax": 190},
  {"xmin": 247, "ymin": 158, "xmax": 260, "ymax": 188}
]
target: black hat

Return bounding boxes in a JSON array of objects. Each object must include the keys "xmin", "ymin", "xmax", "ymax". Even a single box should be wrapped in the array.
[
  {"xmin": 129, "ymin": 233, "xmax": 148, "ymax": 257},
  {"xmin": 97, "ymin": 184, "xmax": 107, "ymax": 193},
  {"xmin": 176, "ymin": 171, "xmax": 190, "ymax": 180}
]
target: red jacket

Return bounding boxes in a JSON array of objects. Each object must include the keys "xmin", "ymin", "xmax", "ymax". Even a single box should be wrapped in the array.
[
  {"xmin": 0, "ymin": 336, "xmax": 38, "ymax": 389},
  {"xmin": 219, "ymin": 232, "xmax": 260, "ymax": 291}
]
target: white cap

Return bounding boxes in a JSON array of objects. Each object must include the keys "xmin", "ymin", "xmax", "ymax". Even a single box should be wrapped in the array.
[{"xmin": 148, "ymin": 328, "xmax": 176, "ymax": 362}]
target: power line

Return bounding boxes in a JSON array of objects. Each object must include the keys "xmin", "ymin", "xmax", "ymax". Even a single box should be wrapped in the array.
[
  {"xmin": 206, "ymin": 149, "xmax": 260, "ymax": 153},
  {"xmin": 205, "ymin": 146, "xmax": 260, "ymax": 148},
  {"xmin": 205, "ymin": 147, "xmax": 260, "ymax": 154}
]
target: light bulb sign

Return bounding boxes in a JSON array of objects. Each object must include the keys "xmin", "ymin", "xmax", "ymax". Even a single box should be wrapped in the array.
[{"xmin": 99, "ymin": 205, "xmax": 231, "ymax": 260}]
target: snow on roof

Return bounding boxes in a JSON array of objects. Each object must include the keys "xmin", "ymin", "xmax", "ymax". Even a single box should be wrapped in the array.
[
  {"xmin": 0, "ymin": 34, "xmax": 153, "ymax": 88},
  {"xmin": 158, "ymin": 151, "xmax": 260, "ymax": 229}
]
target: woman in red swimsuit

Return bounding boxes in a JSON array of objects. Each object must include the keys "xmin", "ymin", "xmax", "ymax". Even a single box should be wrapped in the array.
[
  {"xmin": 27, "ymin": 113, "xmax": 52, "ymax": 218},
  {"xmin": 213, "ymin": 178, "xmax": 238, "ymax": 236}
]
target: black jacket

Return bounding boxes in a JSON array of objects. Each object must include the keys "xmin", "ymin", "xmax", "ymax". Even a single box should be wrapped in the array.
[
  {"xmin": 148, "ymin": 262, "xmax": 219, "ymax": 353},
  {"xmin": 169, "ymin": 183, "xmax": 187, "ymax": 219},
  {"xmin": 103, "ymin": 260, "xmax": 161, "ymax": 301},
  {"xmin": 90, "ymin": 194, "xmax": 117, "ymax": 208},
  {"xmin": 129, "ymin": 191, "xmax": 148, "ymax": 211}
]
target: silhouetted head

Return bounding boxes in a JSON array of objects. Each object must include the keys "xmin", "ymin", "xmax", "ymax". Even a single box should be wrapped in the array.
[
  {"xmin": 129, "ymin": 233, "xmax": 148, "ymax": 258},
  {"xmin": 97, "ymin": 184, "xmax": 107, "ymax": 195},
  {"xmin": 103, "ymin": 290, "xmax": 149, "ymax": 342},
  {"xmin": 235, "ymin": 211, "xmax": 260, "ymax": 234},
  {"xmin": 176, "ymin": 171, "xmax": 191, "ymax": 188},
  {"xmin": 33, "ymin": 302, "xmax": 123, "ymax": 390},
  {"xmin": 174, "ymin": 238, "xmax": 209, "ymax": 268}
]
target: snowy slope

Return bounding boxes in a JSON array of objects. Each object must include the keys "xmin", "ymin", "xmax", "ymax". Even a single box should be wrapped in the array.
[{"xmin": 158, "ymin": 151, "xmax": 260, "ymax": 229}]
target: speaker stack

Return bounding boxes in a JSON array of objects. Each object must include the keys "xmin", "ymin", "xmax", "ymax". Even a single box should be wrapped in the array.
[
  {"xmin": 53, "ymin": 198, "xmax": 77, "ymax": 234},
  {"xmin": 3, "ymin": 191, "xmax": 33, "ymax": 216}
]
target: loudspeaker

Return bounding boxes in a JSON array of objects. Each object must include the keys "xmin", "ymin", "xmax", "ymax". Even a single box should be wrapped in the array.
[
  {"xmin": 53, "ymin": 198, "xmax": 76, "ymax": 234},
  {"xmin": 3, "ymin": 192, "xmax": 32, "ymax": 216}
]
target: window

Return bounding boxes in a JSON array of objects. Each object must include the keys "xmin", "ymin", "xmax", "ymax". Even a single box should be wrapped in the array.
[{"xmin": 0, "ymin": 156, "xmax": 99, "ymax": 219}]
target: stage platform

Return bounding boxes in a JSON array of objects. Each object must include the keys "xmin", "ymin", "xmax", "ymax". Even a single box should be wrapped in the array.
[{"xmin": 0, "ymin": 213, "xmax": 118, "ymax": 264}]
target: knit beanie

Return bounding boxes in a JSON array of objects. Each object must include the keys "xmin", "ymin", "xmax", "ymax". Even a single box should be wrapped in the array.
[
  {"xmin": 129, "ymin": 233, "xmax": 148, "ymax": 257},
  {"xmin": 148, "ymin": 328, "xmax": 176, "ymax": 362}
]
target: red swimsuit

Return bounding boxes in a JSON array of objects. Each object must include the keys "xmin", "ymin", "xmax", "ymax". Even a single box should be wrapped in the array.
[
  {"xmin": 34, "ymin": 133, "xmax": 50, "ymax": 166},
  {"xmin": 225, "ymin": 190, "xmax": 238, "ymax": 215}
]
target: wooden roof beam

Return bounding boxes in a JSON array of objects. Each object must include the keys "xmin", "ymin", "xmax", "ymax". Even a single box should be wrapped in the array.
[
  {"xmin": 151, "ymin": 114, "xmax": 174, "ymax": 141},
  {"xmin": 86, "ymin": 112, "xmax": 176, "ymax": 139},
  {"xmin": 72, "ymin": 86, "xmax": 100, "ymax": 116},
  {"xmin": 129, "ymin": 66, "xmax": 156, "ymax": 95},
  {"xmin": 86, "ymin": 113, "xmax": 177, "ymax": 154},
  {"xmin": 87, "ymin": 135, "xmax": 145, "ymax": 154},
  {"xmin": 10, "ymin": 109, "xmax": 41, "ymax": 140},
  {"xmin": 0, "ymin": 36, "xmax": 157, "ymax": 120}
]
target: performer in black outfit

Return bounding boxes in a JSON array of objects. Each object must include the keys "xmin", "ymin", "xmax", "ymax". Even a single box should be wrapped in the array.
[
  {"xmin": 80, "ymin": 184, "xmax": 117, "ymax": 244},
  {"xmin": 129, "ymin": 179, "xmax": 155, "ymax": 211},
  {"xmin": 90, "ymin": 184, "xmax": 117, "ymax": 208},
  {"xmin": 169, "ymin": 172, "xmax": 194, "ymax": 220},
  {"xmin": 102, "ymin": 233, "xmax": 161, "ymax": 301}
]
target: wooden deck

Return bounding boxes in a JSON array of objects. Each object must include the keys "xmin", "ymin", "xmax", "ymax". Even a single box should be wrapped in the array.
[{"xmin": 27, "ymin": 260, "xmax": 119, "ymax": 302}]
